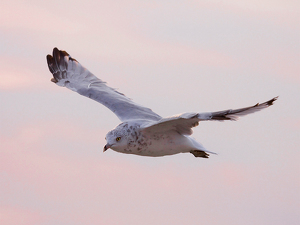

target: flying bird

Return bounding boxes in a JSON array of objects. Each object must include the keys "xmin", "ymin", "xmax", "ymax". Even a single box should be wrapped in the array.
[{"xmin": 47, "ymin": 48, "xmax": 277, "ymax": 158}]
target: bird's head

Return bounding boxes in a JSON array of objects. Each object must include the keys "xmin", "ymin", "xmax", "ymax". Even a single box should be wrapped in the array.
[{"xmin": 103, "ymin": 124, "xmax": 128, "ymax": 152}]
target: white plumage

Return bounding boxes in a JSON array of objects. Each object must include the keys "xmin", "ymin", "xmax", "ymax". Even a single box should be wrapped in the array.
[{"xmin": 47, "ymin": 48, "xmax": 277, "ymax": 158}]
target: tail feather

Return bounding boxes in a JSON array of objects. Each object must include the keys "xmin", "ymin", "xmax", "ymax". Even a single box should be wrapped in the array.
[
  {"xmin": 190, "ymin": 150, "xmax": 210, "ymax": 158},
  {"xmin": 187, "ymin": 136, "xmax": 217, "ymax": 158}
]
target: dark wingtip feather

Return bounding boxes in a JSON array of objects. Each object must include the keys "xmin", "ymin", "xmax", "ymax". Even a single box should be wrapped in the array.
[
  {"xmin": 52, "ymin": 47, "xmax": 59, "ymax": 60},
  {"xmin": 46, "ymin": 54, "xmax": 55, "ymax": 73},
  {"xmin": 53, "ymin": 47, "xmax": 61, "ymax": 65},
  {"xmin": 54, "ymin": 47, "xmax": 78, "ymax": 62},
  {"xmin": 47, "ymin": 48, "xmax": 66, "ymax": 82},
  {"xmin": 46, "ymin": 54, "xmax": 52, "ymax": 63},
  {"xmin": 47, "ymin": 47, "xmax": 80, "ymax": 84},
  {"xmin": 266, "ymin": 96, "xmax": 278, "ymax": 106},
  {"xmin": 53, "ymin": 47, "xmax": 59, "ymax": 53},
  {"xmin": 253, "ymin": 96, "xmax": 278, "ymax": 108},
  {"xmin": 60, "ymin": 50, "xmax": 69, "ymax": 57}
]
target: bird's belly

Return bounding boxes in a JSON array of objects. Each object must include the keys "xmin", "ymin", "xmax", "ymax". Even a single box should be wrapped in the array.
[{"xmin": 117, "ymin": 132, "xmax": 191, "ymax": 157}]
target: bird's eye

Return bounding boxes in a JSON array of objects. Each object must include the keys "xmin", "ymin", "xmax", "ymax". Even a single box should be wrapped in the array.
[{"xmin": 116, "ymin": 137, "xmax": 121, "ymax": 142}]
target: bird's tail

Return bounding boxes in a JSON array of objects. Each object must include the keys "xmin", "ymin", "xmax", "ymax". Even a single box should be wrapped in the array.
[{"xmin": 188, "ymin": 136, "xmax": 217, "ymax": 158}]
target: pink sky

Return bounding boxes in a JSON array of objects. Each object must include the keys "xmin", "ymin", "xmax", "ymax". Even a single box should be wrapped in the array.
[{"xmin": 1, "ymin": 0, "xmax": 299, "ymax": 225}]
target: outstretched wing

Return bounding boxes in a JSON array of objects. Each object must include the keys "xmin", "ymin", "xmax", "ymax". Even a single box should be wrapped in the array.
[
  {"xmin": 201, "ymin": 97, "xmax": 278, "ymax": 121},
  {"xmin": 46, "ymin": 48, "xmax": 162, "ymax": 122},
  {"xmin": 141, "ymin": 97, "xmax": 278, "ymax": 135}
]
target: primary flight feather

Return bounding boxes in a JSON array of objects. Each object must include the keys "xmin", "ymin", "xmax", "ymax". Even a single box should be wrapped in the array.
[{"xmin": 47, "ymin": 48, "xmax": 277, "ymax": 158}]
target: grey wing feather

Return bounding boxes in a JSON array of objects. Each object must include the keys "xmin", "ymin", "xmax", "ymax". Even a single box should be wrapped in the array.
[
  {"xmin": 199, "ymin": 97, "xmax": 278, "ymax": 121},
  {"xmin": 46, "ymin": 48, "xmax": 162, "ymax": 122},
  {"xmin": 142, "ymin": 97, "xmax": 278, "ymax": 135},
  {"xmin": 141, "ymin": 113, "xmax": 200, "ymax": 135}
]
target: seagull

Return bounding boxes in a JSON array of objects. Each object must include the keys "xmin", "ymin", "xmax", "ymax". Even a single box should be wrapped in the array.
[{"xmin": 46, "ymin": 48, "xmax": 277, "ymax": 158}]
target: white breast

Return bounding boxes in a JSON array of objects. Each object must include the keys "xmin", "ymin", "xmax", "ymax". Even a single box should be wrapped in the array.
[{"xmin": 118, "ymin": 130, "xmax": 193, "ymax": 157}]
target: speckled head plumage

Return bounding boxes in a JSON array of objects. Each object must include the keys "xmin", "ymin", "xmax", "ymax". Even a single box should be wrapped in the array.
[{"xmin": 104, "ymin": 124, "xmax": 128, "ymax": 152}]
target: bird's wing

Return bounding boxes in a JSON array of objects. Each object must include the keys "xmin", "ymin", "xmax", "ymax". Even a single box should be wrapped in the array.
[
  {"xmin": 141, "ymin": 113, "xmax": 200, "ymax": 135},
  {"xmin": 46, "ymin": 48, "xmax": 162, "ymax": 122},
  {"xmin": 141, "ymin": 97, "xmax": 278, "ymax": 135}
]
